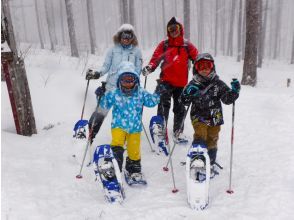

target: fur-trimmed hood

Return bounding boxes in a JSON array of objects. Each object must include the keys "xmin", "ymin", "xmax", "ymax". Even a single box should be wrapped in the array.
[{"xmin": 113, "ymin": 24, "xmax": 138, "ymax": 46}]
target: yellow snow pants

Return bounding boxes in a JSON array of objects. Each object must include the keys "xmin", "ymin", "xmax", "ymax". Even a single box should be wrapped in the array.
[{"xmin": 110, "ymin": 128, "xmax": 141, "ymax": 161}]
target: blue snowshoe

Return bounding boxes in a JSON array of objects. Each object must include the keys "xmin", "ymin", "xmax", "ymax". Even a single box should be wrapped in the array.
[
  {"xmin": 73, "ymin": 119, "xmax": 88, "ymax": 139},
  {"xmin": 149, "ymin": 115, "xmax": 169, "ymax": 156},
  {"xmin": 93, "ymin": 144, "xmax": 125, "ymax": 203}
]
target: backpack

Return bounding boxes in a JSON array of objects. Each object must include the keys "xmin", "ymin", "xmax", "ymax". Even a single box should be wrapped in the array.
[{"xmin": 162, "ymin": 39, "xmax": 193, "ymax": 70}]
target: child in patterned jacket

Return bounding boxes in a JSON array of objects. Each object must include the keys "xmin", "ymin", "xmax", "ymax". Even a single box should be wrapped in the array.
[{"xmin": 97, "ymin": 61, "xmax": 166, "ymax": 183}]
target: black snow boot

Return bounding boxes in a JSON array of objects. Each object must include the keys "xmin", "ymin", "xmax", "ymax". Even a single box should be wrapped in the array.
[
  {"xmin": 208, "ymin": 148, "xmax": 217, "ymax": 165},
  {"xmin": 111, "ymin": 146, "xmax": 124, "ymax": 172},
  {"xmin": 125, "ymin": 157, "xmax": 141, "ymax": 174}
]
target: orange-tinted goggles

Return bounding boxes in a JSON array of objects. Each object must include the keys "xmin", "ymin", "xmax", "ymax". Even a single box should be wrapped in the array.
[
  {"xmin": 120, "ymin": 74, "xmax": 136, "ymax": 89},
  {"xmin": 195, "ymin": 60, "xmax": 214, "ymax": 72},
  {"xmin": 167, "ymin": 24, "xmax": 180, "ymax": 33}
]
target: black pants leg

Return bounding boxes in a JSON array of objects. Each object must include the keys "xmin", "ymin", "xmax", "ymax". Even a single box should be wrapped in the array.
[
  {"xmin": 157, "ymin": 89, "xmax": 172, "ymax": 123},
  {"xmin": 111, "ymin": 146, "xmax": 125, "ymax": 172},
  {"xmin": 88, "ymin": 109, "xmax": 108, "ymax": 139},
  {"xmin": 172, "ymin": 87, "xmax": 186, "ymax": 134}
]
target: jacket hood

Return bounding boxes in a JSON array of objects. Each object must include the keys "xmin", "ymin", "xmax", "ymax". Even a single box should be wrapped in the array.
[
  {"xmin": 166, "ymin": 17, "xmax": 184, "ymax": 38},
  {"xmin": 116, "ymin": 61, "xmax": 140, "ymax": 88},
  {"xmin": 113, "ymin": 24, "xmax": 138, "ymax": 46}
]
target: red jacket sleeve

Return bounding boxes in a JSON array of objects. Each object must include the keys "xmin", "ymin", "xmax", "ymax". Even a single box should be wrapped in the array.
[
  {"xmin": 148, "ymin": 41, "xmax": 165, "ymax": 71},
  {"xmin": 187, "ymin": 42, "xmax": 198, "ymax": 61}
]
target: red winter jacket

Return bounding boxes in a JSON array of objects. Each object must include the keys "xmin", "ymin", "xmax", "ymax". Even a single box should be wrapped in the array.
[{"xmin": 148, "ymin": 23, "xmax": 198, "ymax": 87}]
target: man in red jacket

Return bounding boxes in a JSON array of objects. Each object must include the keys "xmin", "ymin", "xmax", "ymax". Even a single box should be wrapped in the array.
[{"xmin": 142, "ymin": 17, "xmax": 198, "ymax": 143}]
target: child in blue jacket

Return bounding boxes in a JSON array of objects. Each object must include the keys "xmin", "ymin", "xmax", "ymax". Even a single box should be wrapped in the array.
[{"xmin": 97, "ymin": 61, "xmax": 166, "ymax": 182}]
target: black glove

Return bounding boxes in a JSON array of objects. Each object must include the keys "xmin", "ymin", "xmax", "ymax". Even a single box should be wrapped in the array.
[
  {"xmin": 231, "ymin": 79, "xmax": 240, "ymax": 94},
  {"xmin": 142, "ymin": 65, "xmax": 152, "ymax": 76},
  {"xmin": 95, "ymin": 85, "xmax": 106, "ymax": 97},
  {"xmin": 155, "ymin": 83, "xmax": 169, "ymax": 95},
  {"xmin": 86, "ymin": 69, "xmax": 101, "ymax": 80}
]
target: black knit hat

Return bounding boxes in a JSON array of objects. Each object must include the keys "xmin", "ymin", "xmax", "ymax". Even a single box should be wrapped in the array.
[{"xmin": 167, "ymin": 17, "xmax": 179, "ymax": 27}]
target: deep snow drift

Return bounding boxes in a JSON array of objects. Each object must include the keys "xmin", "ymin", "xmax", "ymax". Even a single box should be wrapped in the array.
[{"xmin": 2, "ymin": 49, "xmax": 294, "ymax": 220}]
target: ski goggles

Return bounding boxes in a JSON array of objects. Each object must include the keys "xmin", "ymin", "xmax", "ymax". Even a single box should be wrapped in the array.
[
  {"xmin": 195, "ymin": 60, "xmax": 214, "ymax": 73},
  {"xmin": 120, "ymin": 74, "xmax": 136, "ymax": 89},
  {"xmin": 167, "ymin": 24, "xmax": 180, "ymax": 33},
  {"xmin": 121, "ymin": 31, "xmax": 134, "ymax": 40}
]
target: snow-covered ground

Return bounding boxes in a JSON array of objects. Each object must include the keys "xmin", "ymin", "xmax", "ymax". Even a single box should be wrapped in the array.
[{"xmin": 2, "ymin": 49, "xmax": 294, "ymax": 220}]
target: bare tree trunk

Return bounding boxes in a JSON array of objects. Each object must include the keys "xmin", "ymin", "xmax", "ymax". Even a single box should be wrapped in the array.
[
  {"xmin": 273, "ymin": 0, "xmax": 282, "ymax": 59},
  {"xmin": 153, "ymin": 0, "xmax": 159, "ymax": 43},
  {"xmin": 291, "ymin": 33, "xmax": 294, "ymax": 64},
  {"xmin": 237, "ymin": 0, "xmax": 243, "ymax": 61},
  {"xmin": 242, "ymin": 0, "xmax": 260, "ymax": 87},
  {"xmin": 221, "ymin": 0, "xmax": 226, "ymax": 54},
  {"xmin": 20, "ymin": 0, "xmax": 28, "ymax": 42},
  {"xmin": 2, "ymin": 0, "xmax": 37, "ymax": 136},
  {"xmin": 198, "ymin": 0, "xmax": 204, "ymax": 52},
  {"xmin": 86, "ymin": 0, "xmax": 96, "ymax": 54},
  {"xmin": 183, "ymin": 0, "xmax": 190, "ymax": 40},
  {"xmin": 241, "ymin": 2, "xmax": 246, "ymax": 60},
  {"xmin": 60, "ymin": 0, "xmax": 66, "ymax": 45},
  {"xmin": 64, "ymin": 0, "xmax": 79, "ymax": 57},
  {"xmin": 161, "ymin": 0, "xmax": 166, "ymax": 38},
  {"xmin": 44, "ymin": 0, "xmax": 55, "ymax": 51},
  {"xmin": 129, "ymin": 0, "xmax": 135, "ymax": 26},
  {"xmin": 227, "ymin": 0, "xmax": 236, "ymax": 56},
  {"xmin": 257, "ymin": 0, "xmax": 268, "ymax": 68},
  {"xmin": 34, "ymin": 0, "xmax": 44, "ymax": 49},
  {"xmin": 48, "ymin": 0, "xmax": 58, "ymax": 45},
  {"xmin": 214, "ymin": 0, "xmax": 219, "ymax": 56},
  {"xmin": 120, "ymin": 0, "xmax": 128, "ymax": 24}
]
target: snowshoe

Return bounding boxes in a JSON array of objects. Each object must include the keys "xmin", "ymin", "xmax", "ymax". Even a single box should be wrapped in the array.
[
  {"xmin": 186, "ymin": 141, "xmax": 211, "ymax": 210},
  {"xmin": 93, "ymin": 144, "xmax": 125, "ymax": 203},
  {"xmin": 149, "ymin": 115, "xmax": 169, "ymax": 156},
  {"xmin": 73, "ymin": 119, "xmax": 88, "ymax": 139},
  {"xmin": 124, "ymin": 170, "xmax": 147, "ymax": 186}
]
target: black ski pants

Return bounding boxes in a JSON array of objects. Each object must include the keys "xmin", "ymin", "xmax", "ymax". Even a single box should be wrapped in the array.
[{"xmin": 157, "ymin": 83, "xmax": 186, "ymax": 134}]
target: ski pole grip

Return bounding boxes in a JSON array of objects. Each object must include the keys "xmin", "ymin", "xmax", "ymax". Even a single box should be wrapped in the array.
[
  {"xmin": 232, "ymin": 78, "xmax": 238, "ymax": 81},
  {"xmin": 101, "ymin": 81, "xmax": 107, "ymax": 89}
]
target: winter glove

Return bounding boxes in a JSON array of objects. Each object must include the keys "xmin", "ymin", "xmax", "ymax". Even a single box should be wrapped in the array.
[
  {"xmin": 181, "ymin": 84, "xmax": 200, "ymax": 105},
  {"xmin": 155, "ymin": 83, "xmax": 169, "ymax": 95},
  {"xmin": 142, "ymin": 65, "xmax": 152, "ymax": 76},
  {"xmin": 86, "ymin": 69, "xmax": 101, "ymax": 80},
  {"xmin": 231, "ymin": 79, "xmax": 240, "ymax": 94},
  {"xmin": 95, "ymin": 85, "xmax": 106, "ymax": 97}
]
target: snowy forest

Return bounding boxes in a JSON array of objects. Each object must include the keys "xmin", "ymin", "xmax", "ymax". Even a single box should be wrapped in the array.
[
  {"xmin": 2, "ymin": 0, "xmax": 294, "ymax": 219},
  {"xmin": 4, "ymin": 0, "xmax": 294, "ymax": 63}
]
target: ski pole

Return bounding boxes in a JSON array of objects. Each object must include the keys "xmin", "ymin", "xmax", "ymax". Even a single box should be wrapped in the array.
[
  {"xmin": 226, "ymin": 100, "xmax": 235, "ymax": 194},
  {"xmin": 81, "ymin": 79, "xmax": 90, "ymax": 120},
  {"xmin": 157, "ymin": 83, "xmax": 178, "ymax": 193},
  {"xmin": 73, "ymin": 79, "xmax": 90, "ymax": 138},
  {"xmin": 142, "ymin": 75, "xmax": 155, "ymax": 152},
  {"xmin": 76, "ymin": 82, "xmax": 106, "ymax": 179},
  {"xmin": 163, "ymin": 102, "xmax": 191, "ymax": 171}
]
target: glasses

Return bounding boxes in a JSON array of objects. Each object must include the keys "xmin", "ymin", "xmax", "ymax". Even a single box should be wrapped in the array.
[
  {"xmin": 195, "ymin": 60, "xmax": 214, "ymax": 73},
  {"xmin": 167, "ymin": 24, "xmax": 180, "ymax": 33},
  {"xmin": 121, "ymin": 32, "xmax": 134, "ymax": 40}
]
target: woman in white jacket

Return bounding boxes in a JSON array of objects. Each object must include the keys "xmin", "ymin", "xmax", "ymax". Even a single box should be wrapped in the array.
[{"xmin": 85, "ymin": 24, "xmax": 143, "ymax": 143}]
